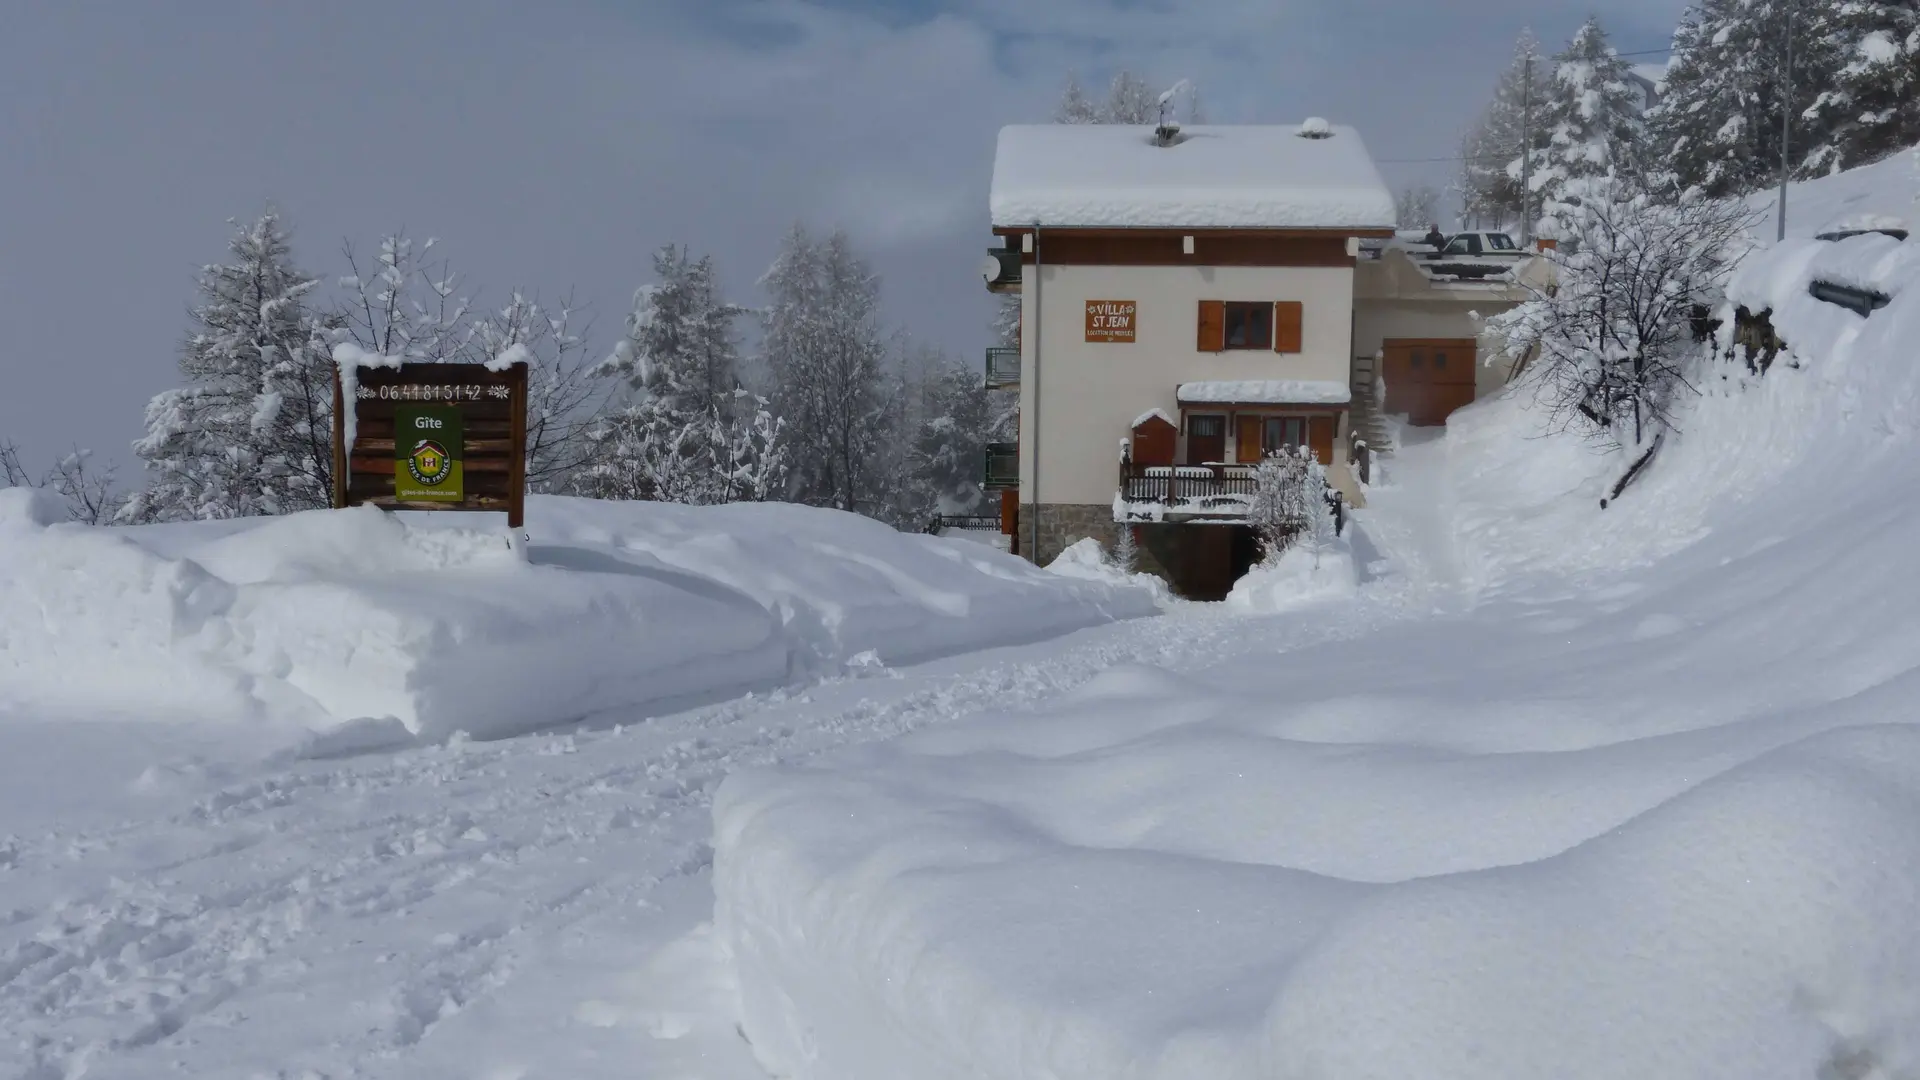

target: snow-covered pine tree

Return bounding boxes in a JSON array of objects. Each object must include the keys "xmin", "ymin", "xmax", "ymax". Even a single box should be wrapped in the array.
[
  {"xmin": 1803, "ymin": 1, "xmax": 1920, "ymax": 174},
  {"xmin": 1109, "ymin": 523, "xmax": 1139, "ymax": 574},
  {"xmin": 909, "ymin": 354, "xmax": 993, "ymax": 518},
  {"xmin": 577, "ymin": 245, "xmax": 752, "ymax": 504},
  {"xmin": 598, "ymin": 245, "xmax": 746, "ymax": 422},
  {"xmin": 1460, "ymin": 30, "xmax": 1551, "ymax": 230},
  {"xmin": 1529, "ymin": 18, "xmax": 1647, "ymax": 233},
  {"xmin": 760, "ymin": 225, "xmax": 894, "ymax": 516},
  {"xmin": 124, "ymin": 212, "xmax": 336, "ymax": 522},
  {"xmin": 1649, "ymin": 0, "xmax": 1846, "ymax": 197}
]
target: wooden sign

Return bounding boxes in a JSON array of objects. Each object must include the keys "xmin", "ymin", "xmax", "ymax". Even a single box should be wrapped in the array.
[
  {"xmin": 332, "ymin": 361, "xmax": 528, "ymax": 528},
  {"xmin": 1085, "ymin": 300, "xmax": 1137, "ymax": 342}
]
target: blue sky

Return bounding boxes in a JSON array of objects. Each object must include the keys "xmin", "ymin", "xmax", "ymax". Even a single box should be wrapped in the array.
[{"xmin": 0, "ymin": 0, "xmax": 1689, "ymax": 475}]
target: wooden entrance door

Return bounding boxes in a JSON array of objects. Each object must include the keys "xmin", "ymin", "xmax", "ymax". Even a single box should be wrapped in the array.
[
  {"xmin": 1381, "ymin": 339, "xmax": 1478, "ymax": 426},
  {"xmin": 1186, "ymin": 414, "xmax": 1226, "ymax": 464}
]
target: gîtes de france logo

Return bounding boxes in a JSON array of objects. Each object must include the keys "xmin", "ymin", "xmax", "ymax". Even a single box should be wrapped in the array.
[{"xmin": 406, "ymin": 439, "xmax": 454, "ymax": 487}]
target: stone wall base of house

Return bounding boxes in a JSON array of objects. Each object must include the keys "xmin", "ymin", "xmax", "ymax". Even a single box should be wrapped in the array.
[{"xmin": 1017, "ymin": 503, "xmax": 1117, "ymax": 567}]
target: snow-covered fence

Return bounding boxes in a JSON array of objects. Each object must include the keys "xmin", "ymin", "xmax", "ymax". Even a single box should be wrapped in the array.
[
  {"xmin": 925, "ymin": 514, "xmax": 1002, "ymax": 535},
  {"xmin": 1120, "ymin": 461, "xmax": 1261, "ymax": 506}
]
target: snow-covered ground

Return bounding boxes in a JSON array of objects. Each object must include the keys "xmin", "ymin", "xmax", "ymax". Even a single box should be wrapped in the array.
[
  {"xmin": 712, "ymin": 157, "xmax": 1920, "ymax": 1080},
  {"xmin": 8, "ymin": 153, "xmax": 1920, "ymax": 1080},
  {"xmin": 0, "ymin": 494, "xmax": 1155, "ymax": 749}
]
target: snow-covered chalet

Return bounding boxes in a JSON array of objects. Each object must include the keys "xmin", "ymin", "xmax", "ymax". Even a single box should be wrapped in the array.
[{"xmin": 982, "ymin": 119, "xmax": 1544, "ymax": 597}]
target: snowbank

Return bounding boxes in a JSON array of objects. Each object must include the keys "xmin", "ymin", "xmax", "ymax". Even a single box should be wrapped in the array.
[
  {"xmin": 1224, "ymin": 538, "xmax": 1356, "ymax": 612},
  {"xmin": 0, "ymin": 496, "xmax": 1154, "ymax": 745},
  {"xmin": 1044, "ymin": 536, "xmax": 1172, "ymax": 605},
  {"xmin": 711, "ymin": 152, "xmax": 1920, "ymax": 1080}
]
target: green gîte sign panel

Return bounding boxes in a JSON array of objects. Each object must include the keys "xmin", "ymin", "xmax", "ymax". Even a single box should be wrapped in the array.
[{"xmin": 394, "ymin": 405, "xmax": 464, "ymax": 502}]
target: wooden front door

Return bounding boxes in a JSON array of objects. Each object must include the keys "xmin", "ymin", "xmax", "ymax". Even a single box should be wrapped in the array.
[
  {"xmin": 1236, "ymin": 417, "xmax": 1263, "ymax": 463},
  {"xmin": 1382, "ymin": 338, "xmax": 1478, "ymax": 426},
  {"xmin": 1186, "ymin": 415, "xmax": 1226, "ymax": 465}
]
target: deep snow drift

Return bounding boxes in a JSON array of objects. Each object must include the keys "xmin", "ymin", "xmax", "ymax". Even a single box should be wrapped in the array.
[
  {"xmin": 0, "ymin": 493, "xmax": 1155, "ymax": 746},
  {"xmin": 711, "ymin": 155, "xmax": 1920, "ymax": 1080}
]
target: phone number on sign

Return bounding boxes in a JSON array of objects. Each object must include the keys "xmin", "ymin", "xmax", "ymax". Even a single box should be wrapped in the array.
[{"xmin": 357, "ymin": 384, "xmax": 511, "ymax": 401}]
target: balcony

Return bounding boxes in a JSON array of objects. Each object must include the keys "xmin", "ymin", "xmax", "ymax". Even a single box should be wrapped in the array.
[
  {"xmin": 1118, "ymin": 464, "xmax": 1258, "ymax": 521},
  {"xmin": 985, "ymin": 346, "xmax": 1020, "ymax": 389},
  {"xmin": 980, "ymin": 247, "xmax": 1021, "ymax": 293},
  {"xmin": 1117, "ymin": 461, "xmax": 1343, "ymax": 532},
  {"xmin": 982, "ymin": 442, "xmax": 1019, "ymax": 490}
]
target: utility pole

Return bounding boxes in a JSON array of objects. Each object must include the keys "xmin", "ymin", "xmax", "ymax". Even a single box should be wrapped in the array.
[
  {"xmin": 1521, "ymin": 54, "xmax": 1534, "ymax": 247},
  {"xmin": 1777, "ymin": 0, "xmax": 1793, "ymax": 242}
]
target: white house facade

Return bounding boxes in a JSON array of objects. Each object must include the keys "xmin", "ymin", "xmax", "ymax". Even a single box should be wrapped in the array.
[{"xmin": 983, "ymin": 120, "xmax": 1539, "ymax": 597}]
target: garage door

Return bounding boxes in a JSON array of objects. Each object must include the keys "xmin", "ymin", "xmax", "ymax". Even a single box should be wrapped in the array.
[{"xmin": 1381, "ymin": 339, "xmax": 1478, "ymax": 426}]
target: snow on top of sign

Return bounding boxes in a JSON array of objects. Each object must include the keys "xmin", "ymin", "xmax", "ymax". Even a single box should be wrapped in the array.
[
  {"xmin": 1177, "ymin": 380, "xmax": 1351, "ymax": 405},
  {"xmin": 332, "ymin": 343, "xmax": 402, "ymax": 372},
  {"xmin": 990, "ymin": 124, "xmax": 1396, "ymax": 230},
  {"xmin": 488, "ymin": 343, "xmax": 533, "ymax": 372},
  {"xmin": 331, "ymin": 343, "xmax": 405, "ymax": 453}
]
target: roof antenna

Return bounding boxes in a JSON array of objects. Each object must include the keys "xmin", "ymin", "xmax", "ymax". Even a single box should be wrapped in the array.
[{"xmin": 1155, "ymin": 79, "xmax": 1190, "ymax": 146}]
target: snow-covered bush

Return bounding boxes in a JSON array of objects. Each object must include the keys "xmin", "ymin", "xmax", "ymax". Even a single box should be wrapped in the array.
[
  {"xmin": 1109, "ymin": 522, "xmax": 1138, "ymax": 573},
  {"xmin": 1248, "ymin": 448, "xmax": 1331, "ymax": 561},
  {"xmin": 1, "ymin": 441, "xmax": 123, "ymax": 525},
  {"xmin": 1492, "ymin": 178, "xmax": 1758, "ymax": 449}
]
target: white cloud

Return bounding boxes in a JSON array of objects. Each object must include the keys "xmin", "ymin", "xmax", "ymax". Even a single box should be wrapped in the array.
[{"xmin": 0, "ymin": 0, "xmax": 1690, "ymax": 470}]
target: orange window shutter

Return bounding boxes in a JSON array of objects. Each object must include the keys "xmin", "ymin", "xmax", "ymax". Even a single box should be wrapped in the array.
[
  {"xmin": 1308, "ymin": 416, "xmax": 1335, "ymax": 465},
  {"xmin": 1197, "ymin": 300, "xmax": 1226, "ymax": 352},
  {"xmin": 1274, "ymin": 301, "xmax": 1304, "ymax": 353}
]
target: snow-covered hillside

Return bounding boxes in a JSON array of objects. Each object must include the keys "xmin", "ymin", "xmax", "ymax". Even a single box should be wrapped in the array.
[{"xmin": 711, "ymin": 155, "xmax": 1920, "ymax": 1080}]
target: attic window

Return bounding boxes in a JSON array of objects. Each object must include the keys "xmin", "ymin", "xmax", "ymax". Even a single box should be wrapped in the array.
[{"xmin": 1297, "ymin": 117, "xmax": 1333, "ymax": 139}]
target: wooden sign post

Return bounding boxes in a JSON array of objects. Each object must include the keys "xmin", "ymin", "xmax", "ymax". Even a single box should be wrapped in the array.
[{"xmin": 332, "ymin": 360, "xmax": 529, "ymax": 528}]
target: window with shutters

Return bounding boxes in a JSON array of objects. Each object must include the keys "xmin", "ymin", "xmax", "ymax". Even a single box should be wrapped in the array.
[
  {"xmin": 1223, "ymin": 302, "xmax": 1271, "ymax": 350},
  {"xmin": 1262, "ymin": 417, "xmax": 1306, "ymax": 452},
  {"xmin": 1199, "ymin": 300, "xmax": 1302, "ymax": 353}
]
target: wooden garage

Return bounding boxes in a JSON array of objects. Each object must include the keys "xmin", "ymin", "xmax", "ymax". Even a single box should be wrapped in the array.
[{"xmin": 1381, "ymin": 338, "xmax": 1477, "ymax": 426}]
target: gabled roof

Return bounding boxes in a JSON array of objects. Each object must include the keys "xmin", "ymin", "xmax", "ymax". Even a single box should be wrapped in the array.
[{"xmin": 990, "ymin": 123, "xmax": 1397, "ymax": 231}]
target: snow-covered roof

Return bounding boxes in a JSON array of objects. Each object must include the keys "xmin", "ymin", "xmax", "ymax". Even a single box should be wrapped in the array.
[
  {"xmin": 990, "ymin": 124, "xmax": 1397, "ymax": 230},
  {"xmin": 1629, "ymin": 63, "xmax": 1668, "ymax": 88},
  {"xmin": 1176, "ymin": 380, "xmax": 1351, "ymax": 406},
  {"xmin": 1132, "ymin": 408, "xmax": 1176, "ymax": 429}
]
